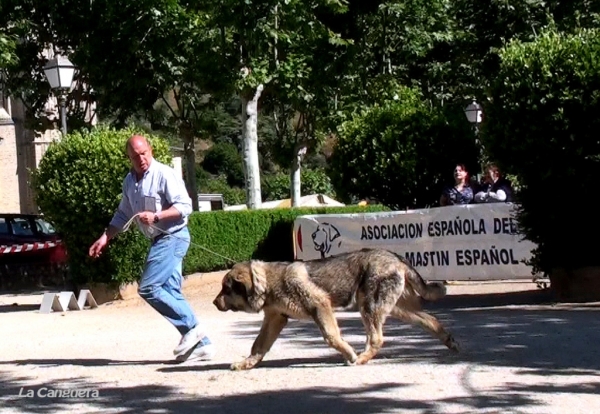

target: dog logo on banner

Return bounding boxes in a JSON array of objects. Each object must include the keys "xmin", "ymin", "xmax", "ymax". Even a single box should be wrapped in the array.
[{"xmin": 311, "ymin": 223, "xmax": 342, "ymax": 259}]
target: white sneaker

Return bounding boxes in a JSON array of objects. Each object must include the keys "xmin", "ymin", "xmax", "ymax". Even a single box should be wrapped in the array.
[
  {"xmin": 173, "ymin": 326, "xmax": 204, "ymax": 357},
  {"xmin": 175, "ymin": 336, "xmax": 216, "ymax": 363}
]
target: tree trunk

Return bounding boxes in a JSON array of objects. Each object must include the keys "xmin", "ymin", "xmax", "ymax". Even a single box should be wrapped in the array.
[
  {"xmin": 241, "ymin": 85, "xmax": 264, "ymax": 209},
  {"xmin": 290, "ymin": 144, "xmax": 307, "ymax": 207},
  {"xmin": 180, "ymin": 122, "xmax": 199, "ymax": 211}
]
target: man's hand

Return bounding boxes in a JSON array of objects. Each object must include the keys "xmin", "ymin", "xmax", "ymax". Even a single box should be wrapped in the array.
[
  {"xmin": 138, "ymin": 211, "xmax": 157, "ymax": 225},
  {"xmin": 89, "ymin": 234, "xmax": 108, "ymax": 258}
]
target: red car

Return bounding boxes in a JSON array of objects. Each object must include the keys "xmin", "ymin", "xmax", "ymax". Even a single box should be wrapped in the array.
[{"xmin": 0, "ymin": 214, "xmax": 68, "ymax": 289}]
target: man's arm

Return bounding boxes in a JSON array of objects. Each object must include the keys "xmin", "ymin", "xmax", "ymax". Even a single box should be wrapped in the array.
[
  {"xmin": 161, "ymin": 168, "xmax": 193, "ymax": 221},
  {"xmin": 108, "ymin": 185, "xmax": 135, "ymax": 233},
  {"xmin": 487, "ymin": 189, "xmax": 507, "ymax": 202},
  {"xmin": 89, "ymin": 181, "xmax": 133, "ymax": 258},
  {"xmin": 104, "ymin": 224, "xmax": 122, "ymax": 241}
]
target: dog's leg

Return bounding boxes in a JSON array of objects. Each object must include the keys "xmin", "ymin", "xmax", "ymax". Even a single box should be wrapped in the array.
[
  {"xmin": 231, "ymin": 312, "xmax": 288, "ymax": 371},
  {"xmin": 312, "ymin": 306, "xmax": 358, "ymax": 365},
  {"xmin": 391, "ymin": 308, "xmax": 460, "ymax": 352},
  {"xmin": 356, "ymin": 308, "xmax": 386, "ymax": 365}
]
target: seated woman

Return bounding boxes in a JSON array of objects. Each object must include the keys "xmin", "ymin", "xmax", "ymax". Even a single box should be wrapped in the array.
[
  {"xmin": 474, "ymin": 163, "xmax": 514, "ymax": 203},
  {"xmin": 440, "ymin": 164, "xmax": 474, "ymax": 206}
]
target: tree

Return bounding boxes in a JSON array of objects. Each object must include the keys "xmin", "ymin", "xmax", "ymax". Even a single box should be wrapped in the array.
[
  {"xmin": 262, "ymin": 168, "xmax": 336, "ymax": 202},
  {"xmin": 483, "ymin": 28, "xmax": 600, "ymax": 285},
  {"xmin": 76, "ymin": 0, "xmax": 237, "ymax": 211},
  {"xmin": 448, "ymin": 0, "xmax": 600, "ymax": 102},
  {"xmin": 201, "ymin": 141, "xmax": 245, "ymax": 187},
  {"xmin": 0, "ymin": 0, "xmax": 96, "ymax": 132},
  {"xmin": 200, "ymin": 0, "xmax": 349, "ymax": 208},
  {"xmin": 0, "ymin": 0, "xmax": 235, "ymax": 210},
  {"xmin": 330, "ymin": 86, "xmax": 479, "ymax": 209}
]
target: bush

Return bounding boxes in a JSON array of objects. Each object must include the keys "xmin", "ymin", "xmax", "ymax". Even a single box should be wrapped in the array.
[
  {"xmin": 184, "ymin": 205, "xmax": 389, "ymax": 274},
  {"xmin": 261, "ymin": 168, "xmax": 337, "ymax": 201},
  {"xmin": 483, "ymin": 28, "xmax": 600, "ymax": 274},
  {"xmin": 199, "ymin": 174, "xmax": 246, "ymax": 206},
  {"xmin": 330, "ymin": 86, "xmax": 480, "ymax": 210},
  {"xmin": 201, "ymin": 142, "xmax": 245, "ymax": 187},
  {"xmin": 32, "ymin": 125, "xmax": 172, "ymax": 286}
]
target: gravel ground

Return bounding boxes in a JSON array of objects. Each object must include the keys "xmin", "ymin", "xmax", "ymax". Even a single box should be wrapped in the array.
[{"xmin": 0, "ymin": 272, "xmax": 599, "ymax": 414}]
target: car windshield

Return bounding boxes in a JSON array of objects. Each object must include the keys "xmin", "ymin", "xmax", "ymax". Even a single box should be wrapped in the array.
[{"xmin": 35, "ymin": 218, "xmax": 56, "ymax": 235}]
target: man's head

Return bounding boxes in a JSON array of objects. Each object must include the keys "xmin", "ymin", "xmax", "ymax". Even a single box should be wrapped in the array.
[{"xmin": 126, "ymin": 135, "xmax": 153, "ymax": 176}]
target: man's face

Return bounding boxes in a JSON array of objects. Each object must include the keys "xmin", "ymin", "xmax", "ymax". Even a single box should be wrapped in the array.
[{"xmin": 127, "ymin": 139, "xmax": 153, "ymax": 175}]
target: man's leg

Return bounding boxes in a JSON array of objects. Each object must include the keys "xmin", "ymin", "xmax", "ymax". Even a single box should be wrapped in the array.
[
  {"xmin": 162, "ymin": 250, "xmax": 215, "ymax": 362},
  {"xmin": 137, "ymin": 228, "xmax": 211, "ymax": 358}
]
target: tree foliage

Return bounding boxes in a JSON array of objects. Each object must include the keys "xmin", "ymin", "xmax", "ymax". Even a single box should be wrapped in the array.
[
  {"xmin": 199, "ymin": 174, "xmax": 247, "ymax": 206},
  {"xmin": 262, "ymin": 168, "xmax": 336, "ymax": 202},
  {"xmin": 201, "ymin": 142, "xmax": 245, "ymax": 187},
  {"xmin": 4, "ymin": 0, "xmax": 600, "ymax": 280},
  {"xmin": 330, "ymin": 86, "xmax": 479, "ymax": 209},
  {"xmin": 0, "ymin": 33, "xmax": 17, "ymax": 68},
  {"xmin": 483, "ymin": 27, "xmax": 600, "ymax": 273}
]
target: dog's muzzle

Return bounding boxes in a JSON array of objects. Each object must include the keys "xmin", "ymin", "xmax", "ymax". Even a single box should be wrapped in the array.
[{"xmin": 213, "ymin": 296, "xmax": 228, "ymax": 312}]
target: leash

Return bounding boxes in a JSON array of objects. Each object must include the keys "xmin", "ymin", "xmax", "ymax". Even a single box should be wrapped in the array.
[{"xmin": 122, "ymin": 213, "xmax": 237, "ymax": 265}]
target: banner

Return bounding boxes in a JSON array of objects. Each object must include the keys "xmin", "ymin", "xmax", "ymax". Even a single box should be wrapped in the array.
[{"xmin": 292, "ymin": 203, "xmax": 537, "ymax": 281}]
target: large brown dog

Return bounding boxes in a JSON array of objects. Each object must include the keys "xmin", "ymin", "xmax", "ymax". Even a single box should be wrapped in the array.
[{"xmin": 213, "ymin": 248, "xmax": 459, "ymax": 370}]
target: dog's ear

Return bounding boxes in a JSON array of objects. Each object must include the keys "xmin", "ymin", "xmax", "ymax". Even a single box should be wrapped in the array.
[
  {"xmin": 249, "ymin": 261, "xmax": 268, "ymax": 297},
  {"xmin": 327, "ymin": 225, "xmax": 340, "ymax": 242},
  {"xmin": 247, "ymin": 261, "xmax": 268, "ymax": 311}
]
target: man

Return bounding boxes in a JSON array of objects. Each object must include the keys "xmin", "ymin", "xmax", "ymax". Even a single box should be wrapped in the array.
[{"xmin": 89, "ymin": 134, "xmax": 215, "ymax": 363}]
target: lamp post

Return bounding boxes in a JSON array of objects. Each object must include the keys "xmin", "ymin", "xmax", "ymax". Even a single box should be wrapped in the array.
[
  {"xmin": 465, "ymin": 100, "xmax": 485, "ymax": 178},
  {"xmin": 43, "ymin": 56, "xmax": 76, "ymax": 136}
]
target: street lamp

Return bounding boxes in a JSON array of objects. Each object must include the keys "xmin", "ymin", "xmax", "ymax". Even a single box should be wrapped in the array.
[
  {"xmin": 43, "ymin": 56, "xmax": 76, "ymax": 136},
  {"xmin": 464, "ymin": 100, "xmax": 483, "ymax": 128}
]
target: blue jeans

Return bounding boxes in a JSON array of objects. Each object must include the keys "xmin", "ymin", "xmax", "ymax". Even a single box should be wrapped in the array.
[{"xmin": 137, "ymin": 227, "xmax": 198, "ymax": 335}]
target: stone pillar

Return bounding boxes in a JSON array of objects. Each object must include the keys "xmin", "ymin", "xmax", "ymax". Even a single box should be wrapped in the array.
[
  {"xmin": 172, "ymin": 156, "xmax": 183, "ymax": 180},
  {"xmin": 0, "ymin": 106, "xmax": 21, "ymax": 213}
]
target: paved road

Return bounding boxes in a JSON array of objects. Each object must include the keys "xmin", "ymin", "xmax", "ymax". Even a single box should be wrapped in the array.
[{"xmin": 0, "ymin": 274, "xmax": 599, "ymax": 414}]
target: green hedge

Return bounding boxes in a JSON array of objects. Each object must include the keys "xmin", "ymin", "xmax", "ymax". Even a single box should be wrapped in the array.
[{"xmin": 183, "ymin": 205, "xmax": 390, "ymax": 274}]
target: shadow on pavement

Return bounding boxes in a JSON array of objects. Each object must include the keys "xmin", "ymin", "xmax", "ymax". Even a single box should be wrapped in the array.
[
  {"xmin": 1, "ymin": 288, "xmax": 598, "ymax": 413},
  {"xmin": 0, "ymin": 303, "xmax": 40, "ymax": 314},
  {"xmin": 0, "ymin": 359, "xmax": 176, "ymax": 368},
  {"xmin": 0, "ymin": 371, "xmax": 541, "ymax": 414}
]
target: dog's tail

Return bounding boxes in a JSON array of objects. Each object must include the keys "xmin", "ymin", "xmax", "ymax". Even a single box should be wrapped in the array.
[
  {"xmin": 394, "ymin": 254, "xmax": 446, "ymax": 301},
  {"xmin": 405, "ymin": 268, "xmax": 447, "ymax": 301}
]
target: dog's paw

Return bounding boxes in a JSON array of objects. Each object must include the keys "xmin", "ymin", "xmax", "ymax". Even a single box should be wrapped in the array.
[
  {"xmin": 230, "ymin": 362, "xmax": 245, "ymax": 371},
  {"xmin": 355, "ymin": 354, "xmax": 373, "ymax": 365},
  {"xmin": 231, "ymin": 358, "xmax": 258, "ymax": 371},
  {"xmin": 343, "ymin": 352, "xmax": 359, "ymax": 366},
  {"xmin": 230, "ymin": 361, "xmax": 248, "ymax": 371},
  {"xmin": 445, "ymin": 335, "xmax": 460, "ymax": 353}
]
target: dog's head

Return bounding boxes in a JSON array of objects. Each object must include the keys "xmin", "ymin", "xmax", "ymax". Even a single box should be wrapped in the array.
[
  {"xmin": 212, "ymin": 261, "xmax": 268, "ymax": 314},
  {"xmin": 311, "ymin": 223, "xmax": 341, "ymax": 256}
]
